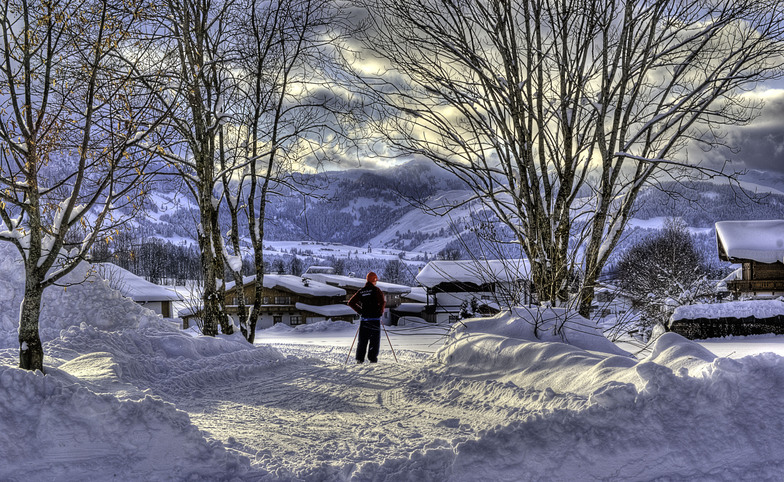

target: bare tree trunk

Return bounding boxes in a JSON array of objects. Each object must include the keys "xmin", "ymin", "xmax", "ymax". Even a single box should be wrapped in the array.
[
  {"xmin": 210, "ymin": 198, "xmax": 233, "ymax": 335},
  {"xmin": 196, "ymin": 179, "xmax": 225, "ymax": 337},
  {"xmin": 18, "ymin": 285, "xmax": 44, "ymax": 371}
]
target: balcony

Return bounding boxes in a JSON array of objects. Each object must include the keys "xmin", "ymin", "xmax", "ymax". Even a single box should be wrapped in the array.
[{"xmin": 727, "ymin": 279, "xmax": 784, "ymax": 293}]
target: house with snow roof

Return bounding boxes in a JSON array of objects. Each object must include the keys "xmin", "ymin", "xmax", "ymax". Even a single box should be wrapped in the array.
[
  {"xmin": 302, "ymin": 266, "xmax": 411, "ymax": 325},
  {"xmin": 95, "ymin": 263, "xmax": 183, "ymax": 318},
  {"xmin": 221, "ymin": 274, "xmax": 357, "ymax": 329},
  {"xmin": 181, "ymin": 274, "xmax": 357, "ymax": 329},
  {"xmin": 388, "ymin": 286, "xmax": 428, "ymax": 325},
  {"xmin": 716, "ymin": 220, "xmax": 784, "ymax": 298},
  {"xmin": 666, "ymin": 220, "xmax": 784, "ymax": 339},
  {"xmin": 415, "ymin": 259, "xmax": 532, "ymax": 323}
]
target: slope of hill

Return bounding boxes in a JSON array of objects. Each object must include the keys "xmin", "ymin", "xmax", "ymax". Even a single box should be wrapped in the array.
[{"xmin": 128, "ymin": 162, "xmax": 784, "ymax": 270}]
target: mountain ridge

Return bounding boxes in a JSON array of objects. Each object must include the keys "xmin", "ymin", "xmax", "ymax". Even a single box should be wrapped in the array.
[{"xmin": 132, "ymin": 161, "xmax": 784, "ymax": 266}]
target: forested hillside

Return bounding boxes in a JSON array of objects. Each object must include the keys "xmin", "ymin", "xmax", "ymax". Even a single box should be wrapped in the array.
[{"xmin": 96, "ymin": 161, "xmax": 784, "ymax": 284}]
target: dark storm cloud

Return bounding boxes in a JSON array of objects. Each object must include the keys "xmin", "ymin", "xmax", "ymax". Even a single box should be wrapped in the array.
[{"xmin": 725, "ymin": 90, "xmax": 784, "ymax": 174}]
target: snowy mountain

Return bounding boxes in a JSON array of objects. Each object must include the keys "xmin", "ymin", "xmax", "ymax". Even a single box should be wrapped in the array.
[{"xmin": 133, "ymin": 161, "xmax": 784, "ymax": 267}]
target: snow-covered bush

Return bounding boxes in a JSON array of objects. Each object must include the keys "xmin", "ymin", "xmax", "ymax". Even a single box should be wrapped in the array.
[{"xmin": 614, "ymin": 219, "xmax": 716, "ymax": 334}]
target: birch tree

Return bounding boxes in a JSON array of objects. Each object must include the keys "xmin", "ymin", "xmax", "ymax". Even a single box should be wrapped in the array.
[
  {"xmin": 227, "ymin": 0, "xmax": 347, "ymax": 342},
  {"xmin": 353, "ymin": 0, "xmax": 784, "ymax": 319},
  {"xmin": 144, "ymin": 0, "xmax": 242, "ymax": 336},
  {"xmin": 141, "ymin": 0, "xmax": 348, "ymax": 340},
  {"xmin": 0, "ymin": 0, "xmax": 162, "ymax": 370}
]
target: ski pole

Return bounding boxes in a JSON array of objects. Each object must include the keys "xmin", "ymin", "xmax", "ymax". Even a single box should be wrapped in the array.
[
  {"xmin": 345, "ymin": 324, "xmax": 360, "ymax": 366},
  {"xmin": 381, "ymin": 323, "xmax": 398, "ymax": 363}
]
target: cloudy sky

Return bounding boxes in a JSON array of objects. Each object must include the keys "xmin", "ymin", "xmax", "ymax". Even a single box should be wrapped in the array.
[{"xmin": 731, "ymin": 86, "xmax": 784, "ymax": 175}]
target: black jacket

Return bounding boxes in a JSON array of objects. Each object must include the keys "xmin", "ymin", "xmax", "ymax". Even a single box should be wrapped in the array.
[{"xmin": 348, "ymin": 282, "xmax": 386, "ymax": 319}]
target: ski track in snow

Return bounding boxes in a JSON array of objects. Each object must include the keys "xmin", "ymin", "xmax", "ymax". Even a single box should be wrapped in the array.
[{"xmin": 108, "ymin": 342, "xmax": 551, "ymax": 481}]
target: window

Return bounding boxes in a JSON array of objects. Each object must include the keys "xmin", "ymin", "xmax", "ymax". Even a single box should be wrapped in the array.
[
  {"xmin": 290, "ymin": 315, "xmax": 303, "ymax": 325},
  {"xmin": 262, "ymin": 296, "xmax": 270, "ymax": 304},
  {"xmin": 273, "ymin": 315, "xmax": 282, "ymax": 324},
  {"xmin": 274, "ymin": 296, "xmax": 291, "ymax": 305}
]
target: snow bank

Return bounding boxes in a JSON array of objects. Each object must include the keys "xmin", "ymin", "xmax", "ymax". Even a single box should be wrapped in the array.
[
  {"xmin": 0, "ymin": 244, "xmax": 165, "ymax": 348},
  {"xmin": 0, "ymin": 327, "xmax": 284, "ymax": 480},
  {"xmin": 672, "ymin": 299, "xmax": 784, "ymax": 321},
  {"xmin": 427, "ymin": 327, "xmax": 784, "ymax": 480},
  {"xmin": 449, "ymin": 307, "xmax": 631, "ymax": 355},
  {"xmin": 260, "ymin": 320, "xmax": 355, "ymax": 335},
  {"xmin": 0, "ymin": 364, "xmax": 252, "ymax": 481},
  {"xmin": 289, "ymin": 319, "xmax": 356, "ymax": 333}
]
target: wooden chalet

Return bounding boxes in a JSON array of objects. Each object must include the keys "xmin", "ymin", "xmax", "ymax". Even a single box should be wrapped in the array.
[
  {"xmin": 180, "ymin": 274, "xmax": 356, "ymax": 330},
  {"xmin": 716, "ymin": 220, "xmax": 784, "ymax": 297},
  {"xmin": 415, "ymin": 259, "xmax": 532, "ymax": 323},
  {"xmin": 95, "ymin": 263, "xmax": 183, "ymax": 318},
  {"xmin": 668, "ymin": 220, "xmax": 784, "ymax": 339}
]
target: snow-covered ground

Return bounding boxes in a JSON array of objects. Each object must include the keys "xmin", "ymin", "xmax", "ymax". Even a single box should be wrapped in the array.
[{"xmin": 4, "ymin": 246, "xmax": 784, "ymax": 480}]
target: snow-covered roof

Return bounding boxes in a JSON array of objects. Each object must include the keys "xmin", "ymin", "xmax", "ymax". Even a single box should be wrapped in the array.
[
  {"xmin": 416, "ymin": 259, "xmax": 531, "ymax": 288},
  {"xmin": 178, "ymin": 306, "xmax": 200, "ymax": 318},
  {"xmin": 226, "ymin": 274, "xmax": 346, "ymax": 298},
  {"xmin": 302, "ymin": 273, "xmax": 411, "ymax": 295},
  {"xmin": 95, "ymin": 263, "xmax": 183, "ymax": 302},
  {"xmin": 716, "ymin": 220, "xmax": 784, "ymax": 264},
  {"xmin": 294, "ymin": 302, "xmax": 357, "ymax": 318},
  {"xmin": 395, "ymin": 302, "xmax": 426, "ymax": 313},
  {"xmin": 403, "ymin": 286, "xmax": 427, "ymax": 303},
  {"xmin": 672, "ymin": 300, "xmax": 784, "ymax": 322}
]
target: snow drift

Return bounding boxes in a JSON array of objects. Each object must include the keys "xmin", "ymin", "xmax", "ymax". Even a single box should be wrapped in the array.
[
  {"xmin": 0, "ymin": 243, "xmax": 164, "ymax": 349},
  {"xmin": 429, "ymin": 310, "xmax": 784, "ymax": 480},
  {"xmin": 3, "ymin": 242, "xmax": 784, "ymax": 480}
]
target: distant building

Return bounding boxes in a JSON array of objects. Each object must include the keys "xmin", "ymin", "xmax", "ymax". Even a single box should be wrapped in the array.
[
  {"xmin": 591, "ymin": 283, "xmax": 634, "ymax": 318},
  {"xmin": 302, "ymin": 266, "xmax": 411, "ymax": 325},
  {"xmin": 180, "ymin": 274, "xmax": 357, "ymax": 330},
  {"xmin": 95, "ymin": 263, "xmax": 183, "ymax": 318},
  {"xmin": 668, "ymin": 220, "xmax": 784, "ymax": 339},
  {"xmin": 389, "ymin": 286, "xmax": 428, "ymax": 324},
  {"xmin": 416, "ymin": 259, "xmax": 532, "ymax": 323},
  {"xmin": 716, "ymin": 220, "xmax": 784, "ymax": 298}
]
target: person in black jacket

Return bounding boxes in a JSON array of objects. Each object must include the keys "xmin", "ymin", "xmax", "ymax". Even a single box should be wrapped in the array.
[{"xmin": 348, "ymin": 272, "xmax": 386, "ymax": 363}]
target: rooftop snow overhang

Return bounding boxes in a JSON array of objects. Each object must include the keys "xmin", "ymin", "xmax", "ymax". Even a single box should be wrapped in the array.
[
  {"xmin": 715, "ymin": 220, "xmax": 784, "ymax": 264},
  {"xmin": 294, "ymin": 302, "xmax": 358, "ymax": 318}
]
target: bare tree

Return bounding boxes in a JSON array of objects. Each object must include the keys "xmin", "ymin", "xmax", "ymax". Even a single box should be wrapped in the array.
[
  {"xmin": 222, "ymin": 0, "xmax": 351, "ymax": 342},
  {"xmin": 139, "ymin": 0, "xmax": 245, "ymax": 336},
  {"xmin": 615, "ymin": 218, "xmax": 715, "ymax": 333},
  {"xmin": 352, "ymin": 0, "xmax": 784, "ymax": 321},
  {"xmin": 0, "ymin": 0, "xmax": 162, "ymax": 370}
]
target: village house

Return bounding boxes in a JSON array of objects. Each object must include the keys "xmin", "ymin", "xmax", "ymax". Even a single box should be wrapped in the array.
[
  {"xmin": 416, "ymin": 259, "xmax": 532, "ymax": 323},
  {"xmin": 591, "ymin": 283, "xmax": 634, "ymax": 318},
  {"xmin": 716, "ymin": 220, "xmax": 784, "ymax": 298},
  {"xmin": 95, "ymin": 263, "xmax": 183, "ymax": 318},
  {"xmin": 180, "ymin": 274, "xmax": 357, "ymax": 330},
  {"xmin": 302, "ymin": 266, "xmax": 411, "ymax": 325},
  {"xmin": 668, "ymin": 220, "xmax": 784, "ymax": 339},
  {"xmin": 389, "ymin": 286, "xmax": 428, "ymax": 325}
]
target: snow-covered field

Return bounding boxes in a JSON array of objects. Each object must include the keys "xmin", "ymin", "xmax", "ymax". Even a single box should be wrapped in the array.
[{"xmin": 4, "ymin": 247, "xmax": 784, "ymax": 480}]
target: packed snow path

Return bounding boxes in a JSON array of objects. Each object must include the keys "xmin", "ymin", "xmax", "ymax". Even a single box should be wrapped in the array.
[{"xmin": 137, "ymin": 344, "xmax": 547, "ymax": 480}]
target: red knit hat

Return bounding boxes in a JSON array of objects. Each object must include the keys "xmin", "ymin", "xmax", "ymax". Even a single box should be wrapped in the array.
[{"xmin": 366, "ymin": 272, "xmax": 378, "ymax": 283}]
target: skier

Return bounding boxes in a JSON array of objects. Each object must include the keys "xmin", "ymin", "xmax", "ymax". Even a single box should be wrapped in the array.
[{"xmin": 348, "ymin": 271, "xmax": 386, "ymax": 363}]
